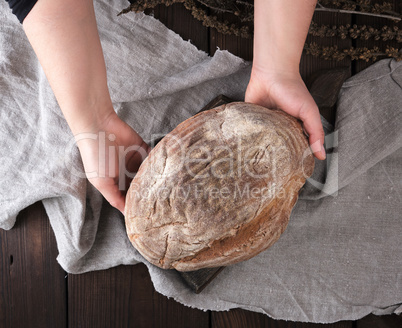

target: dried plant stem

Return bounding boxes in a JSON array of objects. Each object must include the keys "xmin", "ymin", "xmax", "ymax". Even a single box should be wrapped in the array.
[
  {"xmin": 121, "ymin": 1, "xmax": 402, "ymax": 22},
  {"xmin": 120, "ymin": 0, "xmax": 402, "ymax": 62},
  {"xmin": 183, "ymin": 0, "xmax": 251, "ymax": 37},
  {"xmin": 315, "ymin": 3, "xmax": 401, "ymax": 21},
  {"xmin": 317, "ymin": 0, "xmax": 400, "ymax": 16},
  {"xmin": 196, "ymin": 0, "xmax": 236, "ymax": 14},
  {"xmin": 304, "ymin": 42, "xmax": 402, "ymax": 62},
  {"xmin": 119, "ymin": 0, "xmax": 251, "ymax": 37},
  {"xmin": 309, "ymin": 22, "xmax": 402, "ymax": 42}
]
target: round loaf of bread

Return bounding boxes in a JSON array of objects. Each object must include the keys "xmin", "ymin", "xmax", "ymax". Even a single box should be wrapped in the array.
[{"xmin": 125, "ymin": 102, "xmax": 314, "ymax": 271}]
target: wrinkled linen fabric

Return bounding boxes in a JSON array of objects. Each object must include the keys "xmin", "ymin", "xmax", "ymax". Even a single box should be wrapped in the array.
[{"xmin": 0, "ymin": 0, "xmax": 401, "ymax": 324}]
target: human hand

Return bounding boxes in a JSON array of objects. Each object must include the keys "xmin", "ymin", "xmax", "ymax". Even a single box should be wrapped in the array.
[
  {"xmin": 245, "ymin": 67, "xmax": 326, "ymax": 160},
  {"xmin": 23, "ymin": 0, "xmax": 150, "ymax": 213},
  {"xmin": 75, "ymin": 112, "xmax": 150, "ymax": 214}
]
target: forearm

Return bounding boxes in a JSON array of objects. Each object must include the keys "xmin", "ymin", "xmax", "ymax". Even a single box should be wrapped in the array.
[
  {"xmin": 247, "ymin": 0, "xmax": 325, "ymax": 160},
  {"xmin": 23, "ymin": 0, "xmax": 113, "ymax": 135},
  {"xmin": 253, "ymin": 0, "xmax": 316, "ymax": 74}
]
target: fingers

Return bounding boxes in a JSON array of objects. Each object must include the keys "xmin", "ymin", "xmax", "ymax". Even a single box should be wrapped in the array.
[
  {"xmin": 299, "ymin": 104, "xmax": 326, "ymax": 160},
  {"xmin": 98, "ymin": 182, "xmax": 126, "ymax": 214},
  {"xmin": 245, "ymin": 71, "xmax": 326, "ymax": 160},
  {"xmin": 98, "ymin": 140, "xmax": 150, "ymax": 214},
  {"xmin": 122, "ymin": 139, "xmax": 150, "ymax": 192}
]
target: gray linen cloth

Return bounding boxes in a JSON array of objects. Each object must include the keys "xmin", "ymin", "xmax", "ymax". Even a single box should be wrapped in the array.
[{"xmin": 0, "ymin": 0, "xmax": 401, "ymax": 323}]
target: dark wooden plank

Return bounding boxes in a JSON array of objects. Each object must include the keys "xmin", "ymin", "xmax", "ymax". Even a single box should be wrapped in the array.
[
  {"xmin": 303, "ymin": 10, "xmax": 354, "ymax": 125},
  {"xmin": 151, "ymin": 3, "xmax": 210, "ymax": 53},
  {"xmin": 356, "ymin": 313, "xmax": 402, "ymax": 328},
  {"xmin": 208, "ymin": 10, "xmax": 253, "ymax": 61},
  {"xmin": 0, "ymin": 202, "xmax": 67, "ymax": 328},
  {"xmin": 210, "ymin": 28, "xmax": 253, "ymax": 61},
  {"xmin": 302, "ymin": 11, "xmax": 352, "ymax": 81},
  {"xmin": 68, "ymin": 263, "xmax": 210, "ymax": 328},
  {"xmin": 211, "ymin": 308, "xmax": 354, "ymax": 328},
  {"xmin": 0, "ymin": 224, "xmax": 11, "ymax": 328},
  {"xmin": 212, "ymin": 308, "xmax": 270, "ymax": 328}
]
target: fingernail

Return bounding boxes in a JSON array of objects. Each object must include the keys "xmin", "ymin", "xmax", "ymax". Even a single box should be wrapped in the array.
[
  {"xmin": 320, "ymin": 144, "xmax": 326, "ymax": 160},
  {"xmin": 310, "ymin": 140, "xmax": 322, "ymax": 154}
]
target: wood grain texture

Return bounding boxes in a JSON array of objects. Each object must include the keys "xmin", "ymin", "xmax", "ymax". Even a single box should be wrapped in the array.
[
  {"xmin": 211, "ymin": 308, "xmax": 354, "ymax": 328},
  {"xmin": 301, "ymin": 12, "xmax": 352, "ymax": 81},
  {"xmin": 0, "ymin": 202, "xmax": 67, "ymax": 328},
  {"xmin": 356, "ymin": 313, "xmax": 402, "ymax": 328},
  {"xmin": 209, "ymin": 22, "xmax": 253, "ymax": 61},
  {"xmin": 353, "ymin": 0, "xmax": 401, "ymax": 74},
  {"xmin": 68, "ymin": 263, "xmax": 209, "ymax": 328},
  {"xmin": 150, "ymin": 3, "xmax": 210, "ymax": 53},
  {"xmin": 204, "ymin": 0, "xmax": 253, "ymax": 61}
]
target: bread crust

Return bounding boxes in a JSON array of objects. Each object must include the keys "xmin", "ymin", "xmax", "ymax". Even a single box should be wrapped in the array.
[{"xmin": 125, "ymin": 102, "xmax": 314, "ymax": 271}]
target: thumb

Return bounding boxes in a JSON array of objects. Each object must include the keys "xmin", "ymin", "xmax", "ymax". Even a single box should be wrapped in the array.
[
  {"xmin": 300, "ymin": 105, "xmax": 326, "ymax": 160},
  {"xmin": 99, "ymin": 183, "xmax": 126, "ymax": 214}
]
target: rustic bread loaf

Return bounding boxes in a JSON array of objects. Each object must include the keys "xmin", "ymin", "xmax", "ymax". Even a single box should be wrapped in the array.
[{"xmin": 125, "ymin": 102, "xmax": 314, "ymax": 271}]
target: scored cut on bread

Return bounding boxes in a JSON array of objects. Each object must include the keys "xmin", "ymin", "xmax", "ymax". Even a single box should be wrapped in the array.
[{"xmin": 125, "ymin": 102, "xmax": 315, "ymax": 271}]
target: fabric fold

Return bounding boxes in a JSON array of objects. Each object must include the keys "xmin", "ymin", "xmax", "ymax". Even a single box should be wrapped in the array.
[{"xmin": 301, "ymin": 59, "xmax": 402, "ymax": 199}]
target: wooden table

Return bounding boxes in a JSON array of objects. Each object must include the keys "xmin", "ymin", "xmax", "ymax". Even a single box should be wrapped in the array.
[{"xmin": 1, "ymin": 2, "xmax": 401, "ymax": 327}]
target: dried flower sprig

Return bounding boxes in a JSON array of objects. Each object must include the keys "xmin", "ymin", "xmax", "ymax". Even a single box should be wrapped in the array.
[
  {"xmin": 120, "ymin": 0, "xmax": 402, "ymax": 62},
  {"xmin": 316, "ymin": 0, "xmax": 401, "ymax": 21},
  {"xmin": 196, "ymin": 0, "xmax": 254, "ymax": 22},
  {"xmin": 309, "ymin": 22, "xmax": 402, "ymax": 42},
  {"xmin": 119, "ymin": 0, "xmax": 252, "ymax": 37},
  {"xmin": 304, "ymin": 42, "xmax": 402, "ymax": 61},
  {"xmin": 183, "ymin": 0, "xmax": 251, "ymax": 37},
  {"xmin": 121, "ymin": 0, "xmax": 402, "ymax": 22}
]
